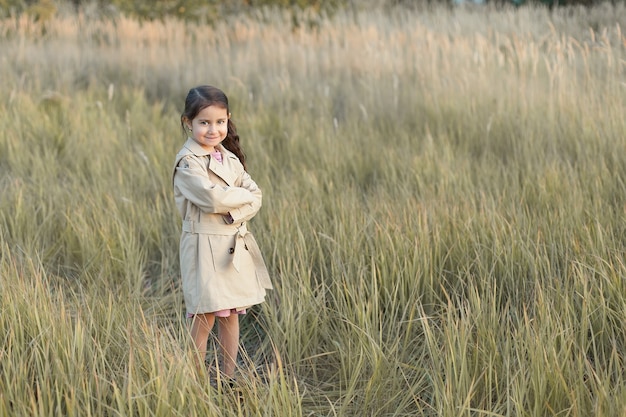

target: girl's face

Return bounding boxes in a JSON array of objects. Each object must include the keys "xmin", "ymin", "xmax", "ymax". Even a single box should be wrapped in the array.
[{"xmin": 185, "ymin": 105, "xmax": 230, "ymax": 152}]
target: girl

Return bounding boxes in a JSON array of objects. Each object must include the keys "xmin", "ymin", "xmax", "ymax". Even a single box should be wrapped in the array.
[{"xmin": 172, "ymin": 85, "xmax": 272, "ymax": 380}]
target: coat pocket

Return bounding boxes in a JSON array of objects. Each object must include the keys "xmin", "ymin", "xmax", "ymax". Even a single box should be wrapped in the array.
[{"xmin": 208, "ymin": 235, "xmax": 237, "ymax": 273}]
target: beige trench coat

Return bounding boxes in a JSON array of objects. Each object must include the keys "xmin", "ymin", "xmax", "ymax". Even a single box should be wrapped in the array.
[{"xmin": 172, "ymin": 138, "xmax": 272, "ymax": 315}]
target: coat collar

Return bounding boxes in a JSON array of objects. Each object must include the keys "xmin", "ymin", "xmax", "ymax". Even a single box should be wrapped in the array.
[
  {"xmin": 183, "ymin": 137, "xmax": 210, "ymax": 156},
  {"xmin": 183, "ymin": 138, "xmax": 238, "ymax": 186}
]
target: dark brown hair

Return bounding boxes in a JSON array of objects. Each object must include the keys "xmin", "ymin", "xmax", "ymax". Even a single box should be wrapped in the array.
[{"xmin": 180, "ymin": 85, "xmax": 246, "ymax": 170}]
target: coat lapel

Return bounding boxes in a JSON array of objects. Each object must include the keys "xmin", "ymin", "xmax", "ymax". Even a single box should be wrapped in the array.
[
  {"xmin": 183, "ymin": 139, "xmax": 238, "ymax": 186},
  {"xmin": 208, "ymin": 150, "xmax": 237, "ymax": 186}
]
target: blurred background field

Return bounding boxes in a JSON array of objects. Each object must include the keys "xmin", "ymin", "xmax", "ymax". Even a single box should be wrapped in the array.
[{"xmin": 0, "ymin": 1, "xmax": 625, "ymax": 416}]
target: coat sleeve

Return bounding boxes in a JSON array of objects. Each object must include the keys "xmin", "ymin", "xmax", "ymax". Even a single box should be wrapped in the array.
[
  {"xmin": 228, "ymin": 170, "xmax": 263, "ymax": 224},
  {"xmin": 174, "ymin": 155, "xmax": 255, "ymax": 214}
]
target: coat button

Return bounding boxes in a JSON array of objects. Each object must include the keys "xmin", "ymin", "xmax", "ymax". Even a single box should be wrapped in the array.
[{"xmin": 228, "ymin": 248, "xmax": 235, "ymax": 254}]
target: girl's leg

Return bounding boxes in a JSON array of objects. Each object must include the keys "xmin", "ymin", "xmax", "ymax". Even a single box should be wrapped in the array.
[
  {"xmin": 217, "ymin": 314, "xmax": 240, "ymax": 378},
  {"xmin": 190, "ymin": 313, "xmax": 215, "ymax": 371}
]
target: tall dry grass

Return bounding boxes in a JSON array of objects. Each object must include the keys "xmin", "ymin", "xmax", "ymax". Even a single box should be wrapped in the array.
[{"xmin": 1, "ymin": 3, "xmax": 625, "ymax": 416}]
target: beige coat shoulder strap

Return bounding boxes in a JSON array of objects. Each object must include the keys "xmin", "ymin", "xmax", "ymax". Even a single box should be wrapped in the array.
[{"xmin": 172, "ymin": 148, "xmax": 195, "ymax": 186}]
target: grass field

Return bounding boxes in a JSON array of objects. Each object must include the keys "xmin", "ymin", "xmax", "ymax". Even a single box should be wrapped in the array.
[{"xmin": 1, "ymin": 3, "xmax": 625, "ymax": 416}]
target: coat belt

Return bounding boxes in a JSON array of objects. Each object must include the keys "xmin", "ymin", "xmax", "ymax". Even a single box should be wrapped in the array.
[{"xmin": 181, "ymin": 220, "xmax": 271, "ymax": 288}]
